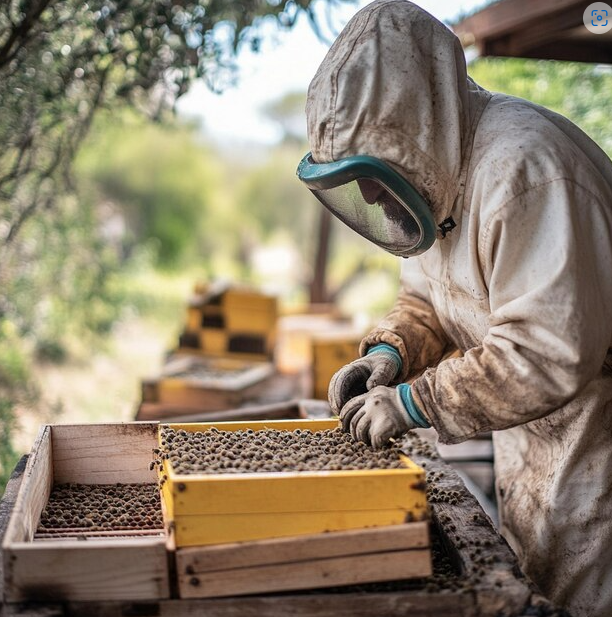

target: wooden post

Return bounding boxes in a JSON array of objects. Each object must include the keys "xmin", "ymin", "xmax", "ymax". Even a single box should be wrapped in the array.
[{"xmin": 309, "ymin": 208, "xmax": 332, "ymax": 305}]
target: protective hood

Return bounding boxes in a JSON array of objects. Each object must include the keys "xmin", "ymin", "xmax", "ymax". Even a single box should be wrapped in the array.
[{"xmin": 306, "ymin": 0, "xmax": 491, "ymax": 224}]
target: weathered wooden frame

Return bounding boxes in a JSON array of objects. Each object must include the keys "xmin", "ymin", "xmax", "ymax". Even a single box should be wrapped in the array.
[
  {"xmin": 176, "ymin": 522, "xmax": 431, "ymax": 599},
  {"xmin": 2, "ymin": 423, "xmax": 170, "ymax": 602}
]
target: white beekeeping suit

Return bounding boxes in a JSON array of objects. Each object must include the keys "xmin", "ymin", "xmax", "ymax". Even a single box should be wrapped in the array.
[{"xmin": 305, "ymin": 1, "xmax": 612, "ymax": 615}]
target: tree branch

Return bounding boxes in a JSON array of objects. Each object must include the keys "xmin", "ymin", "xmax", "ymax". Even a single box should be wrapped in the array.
[{"xmin": 0, "ymin": 0, "xmax": 55, "ymax": 69}]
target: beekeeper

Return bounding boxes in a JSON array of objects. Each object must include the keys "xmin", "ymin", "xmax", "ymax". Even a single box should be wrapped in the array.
[{"xmin": 296, "ymin": 1, "xmax": 612, "ymax": 616}]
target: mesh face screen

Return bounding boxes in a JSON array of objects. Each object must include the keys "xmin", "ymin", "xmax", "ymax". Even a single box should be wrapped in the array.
[{"xmin": 312, "ymin": 178, "xmax": 422, "ymax": 255}]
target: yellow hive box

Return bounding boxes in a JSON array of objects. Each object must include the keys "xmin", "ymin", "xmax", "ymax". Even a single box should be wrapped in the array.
[
  {"xmin": 185, "ymin": 306, "xmax": 202, "ymax": 333},
  {"xmin": 159, "ymin": 419, "xmax": 428, "ymax": 547},
  {"xmin": 312, "ymin": 337, "xmax": 360, "ymax": 400},
  {"xmin": 199, "ymin": 328, "xmax": 227, "ymax": 354},
  {"xmin": 223, "ymin": 289, "xmax": 278, "ymax": 335}
]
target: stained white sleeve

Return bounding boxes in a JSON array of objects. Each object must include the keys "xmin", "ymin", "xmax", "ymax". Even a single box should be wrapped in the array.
[{"xmin": 412, "ymin": 179, "xmax": 612, "ymax": 443}]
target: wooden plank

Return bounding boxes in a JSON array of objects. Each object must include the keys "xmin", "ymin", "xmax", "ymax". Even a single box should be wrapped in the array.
[
  {"xmin": 222, "ymin": 289, "xmax": 277, "ymax": 310},
  {"xmin": 51, "ymin": 423, "xmax": 158, "ymax": 484},
  {"xmin": 162, "ymin": 401, "xmax": 304, "ymax": 423},
  {"xmin": 521, "ymin": 39, "xmax": 612, "ymax": 64},
  {"xmin": 53, "ymin": 592, "xmax": 475, "ymax": 617},
  {"xmin": 2, "ymin": 427, "xmax": 52, "ymax": 546},
  {"xmin": 172, "ymin": 347, "xmax": 272, "ymax": 364},
  {"xmin": 137, "ymin": 400, "xmax": 303, "ymax": 423},
  {"xmin": 137, "ymin": 402, "xmax": 196, "ymax": 421},
  {"xmin": 141, "ymin": 378, "xmax": 159, "ymax": 403},
  {"xmin": 34, "ymin": 529, "xmax": 164, "ymax": 539},
  {"xmin": 167, "ymin": 468, "xmax": 425, "ymax": 515},
  {"xmin": 225, "ymin": 311, "xmax": 277, "ymax": 335},
  {"xmin": 0, "ymin": 455, "xmax": 28, "ymax": 604},
  {"xmin": 155, "ymin": 385, "xmax": 244, "ymax": 411},
  {"xmin": 180, "ymin": 548, "xmax": 432, "ymax": 599},
  {"xmin": 483, "ymin": 5, "xmax": 588, "ymax": 58},
  {"xmin": 5, "ymin": 540, "xmax": 169, "ymax": 602},
  {"xmin": 177, "ymin": 522, "xmax": 428, "ymax": 574},
  {"xmin": 453, "ymin": 0, "xmax": 584, "ymax": 41},
  {"xmin": 199, "ymin": 329, "xmax": 228, "ymax": 354},
  {"xmin": 165, "ymin": 418, "xmax": 340, "ymax": 434},
  {"xmin": 161, "ymin": 357, "xmax": 274, "ymax": 391},
  {"xmin": 165, "ymin": 462, "xmax": 425, "ymax": 516},
  {"xmin": 400, "ymin": 437, "xmax": 532, "ymax": 617},
  {"xmin": 185, "ymin": 305, "xmax": 202, "ymax": 333}
]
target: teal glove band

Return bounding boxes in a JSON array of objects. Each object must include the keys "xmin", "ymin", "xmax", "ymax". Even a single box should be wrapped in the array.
[
  {"xmin": 396, "ymin": 384, "xmax": 431, "ymax": 428},
  {"xmin": 366, "ymin": 343, "xmax": 402, "ymax": 379}
]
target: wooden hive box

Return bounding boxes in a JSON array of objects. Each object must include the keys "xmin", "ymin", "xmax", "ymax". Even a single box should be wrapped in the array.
[
  {"xmin": 0, "ymin": 426, "xmax": 568, "ymax": 615},
  {"xmin": 2, "ymin": 422, "xmax": 170, "ymax": 603},
  {"xmin": 158, "ymin": 418, "xmax": 429, "ymax": 548},
  {"xmin": 311, "ymin": 334, "xmax": 361, "ymax": 399},
  {"xmin": 178, "ymin": 287, "xmax": 278, "ymax": 362},
  {"xmin": 222, "ymin": 289, "xmax": 278, "ymax": 335},
  {"xmin": 141, "ymin": 355, "xmax": 275, "ymax": 414}
]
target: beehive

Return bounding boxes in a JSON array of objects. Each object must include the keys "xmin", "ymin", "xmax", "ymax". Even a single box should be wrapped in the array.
[
  {"xmin": 157, "ymin": 419, "xmax": 428, "ymax": 547},
  {"xmin": 311, "ymin": 334, "xmax": 361, "ymax": 399},
  {"xmin": 179, "ymin": 286, "xmax": 278, "ymax": 361},
  {"xmin": 2, "ymin": 423, "xmax": 170, "ymax": 602},
  {"xmin": 140, "ymin": 355, "xmax": 274, "ymax": 415}
]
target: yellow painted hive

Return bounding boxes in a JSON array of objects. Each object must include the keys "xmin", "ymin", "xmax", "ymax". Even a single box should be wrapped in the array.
[{"xmin": 157, "ymin": 419, "xmax": 428, "ymax": 547}]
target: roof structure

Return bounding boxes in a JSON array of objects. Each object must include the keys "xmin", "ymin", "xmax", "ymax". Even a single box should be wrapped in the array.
[{"xmin": 453, "ymin": 0, "xmax": 612, "ymax": 63}]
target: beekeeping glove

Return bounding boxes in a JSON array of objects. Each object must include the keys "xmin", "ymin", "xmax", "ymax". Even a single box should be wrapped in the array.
[
  {"xmin": 328, "ymin": 344, "xmax": 402, "ymax": 416},
  {"xmin": 339, "ymin": 384, "xmax": 430, "ymax": 449}
]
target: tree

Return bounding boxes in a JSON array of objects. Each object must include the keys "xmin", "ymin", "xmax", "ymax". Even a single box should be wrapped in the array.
[
  {"xmin": 262, "ymin": 90, "xmax": 307, "ymax": 146},
  {"xmin": 0, "ymin": 0, "xmax": 350, "ymax": 263},
  {"xmin": 469, "ymin": 58, "xmax": 612, "ymax": 157},
  {"xmin": 0, "ymin": 0, "xmax": 352, "ymax": 494}
]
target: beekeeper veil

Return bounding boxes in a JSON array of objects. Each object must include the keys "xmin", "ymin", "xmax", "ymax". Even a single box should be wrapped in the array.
[{"xmin": 297, "ymin": 0, "xmax": 490, "ymax": 256}]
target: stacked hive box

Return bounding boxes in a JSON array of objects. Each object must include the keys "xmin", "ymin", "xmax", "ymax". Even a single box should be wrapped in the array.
[
  {"xmin": 156, "ymin": 418, "xmax": 432, "ymax": 598},
  {"xmin": 138, "ymin": 355, "xmax": 275, "ymax": 418},
  {"xmin": 180, "ymin": 285, "xmax": 278, "ymax": 361},
  {"xmin": 137, "ymin": 284, "xmax": 280, "ymax": 420},
  {"xmin": 311, "ymin": 333, "xmax": 361, "ymax": 400},
  {"xmin": 157, "ymin": 419, "xmax": 429, "ymax": 547},
  {"xmin": 2, "ymin": 419, "xmax": 568, "ymax": 614}
]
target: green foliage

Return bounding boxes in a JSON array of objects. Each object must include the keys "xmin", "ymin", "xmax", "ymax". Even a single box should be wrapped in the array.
[
  {"xmin": 0, "ymin": 0, "xmax": 349, "ymax": 493},
  {"xmin": 0, "ymin": 320, "xmax": 36, "ymax": 494},
  {"xmin": 262, "ymin": 91, "xmax": 308, "ymax": 145},
  {"xmin": 77, "ymin": 112, "xmax": 224, "ymax": 267},
  {"xmin": 0, "ymin": 0, "xmax": 347, "ymax": 258},
  {"xmin": 1, "ymin": 189, "xmax": 125, "ymax": 350},
  {"xmin": 0, "ymin": 398, "xmax": 19, "ymax": 495},
  {"xmin": 469, "ymin": 58, "xmax": 612, "ymax": 157},
  {"xmin": 236, "ymin": 145, "xmax": 317, "ymax": 247}
]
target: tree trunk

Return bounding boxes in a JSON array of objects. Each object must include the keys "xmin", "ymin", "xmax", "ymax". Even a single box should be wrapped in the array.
[{"xmin": 309, "ymin": 207, "xmax": 332, "ymax": 304}]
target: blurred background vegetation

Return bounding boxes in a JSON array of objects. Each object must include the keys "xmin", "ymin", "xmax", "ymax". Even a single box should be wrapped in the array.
[{"xmin": 2, "ymin": 0, "xmax": 612, "ymax": 493}]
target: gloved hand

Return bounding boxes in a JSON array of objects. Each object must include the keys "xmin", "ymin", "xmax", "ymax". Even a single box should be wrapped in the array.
[
  {"xmin": 328, "ymin": 343, "xmax": 402, "ymax": 415},
  {"xmin": 339, "ymin": 384, "xmax": 430, "ymax": 449}
]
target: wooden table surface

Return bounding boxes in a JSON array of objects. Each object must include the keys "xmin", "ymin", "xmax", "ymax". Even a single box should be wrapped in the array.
[{"xmin": 0, "ymin": 437, "xmax": 569, "ymax": 617}]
